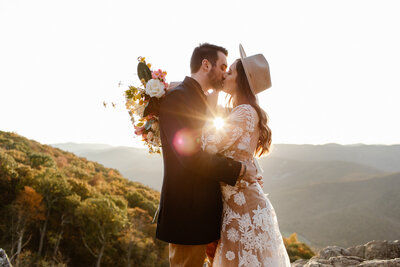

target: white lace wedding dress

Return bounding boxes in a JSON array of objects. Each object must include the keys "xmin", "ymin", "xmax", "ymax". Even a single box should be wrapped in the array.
[{"xmin": 202, "ymin": 104, "xmax": 291, "ymax": 267}]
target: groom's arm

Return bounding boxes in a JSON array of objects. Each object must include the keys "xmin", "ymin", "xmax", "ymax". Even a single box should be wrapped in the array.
[{"xmin": 160, "ymin": 90, "xmax": 242, "ymax": 186}]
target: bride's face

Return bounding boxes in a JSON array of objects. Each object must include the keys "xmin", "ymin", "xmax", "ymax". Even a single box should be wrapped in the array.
[{"xmin": 222, "ymin": 60, "xmax": 239, "ymax": 95}]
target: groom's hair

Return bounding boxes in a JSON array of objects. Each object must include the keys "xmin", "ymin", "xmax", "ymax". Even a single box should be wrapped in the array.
[{"xmin": 190, "ymin": 43, "xmax": 228, "ymax": 73}]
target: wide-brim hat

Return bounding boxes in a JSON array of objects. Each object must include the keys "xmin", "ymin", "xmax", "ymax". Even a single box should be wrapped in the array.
[{"xmin": 239, "ymin": 44, "xmax": 271, "ymax": 94}]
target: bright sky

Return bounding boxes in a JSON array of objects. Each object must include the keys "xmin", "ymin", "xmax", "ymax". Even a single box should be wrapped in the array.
[{"xmin": 1, "ymin": 0, "xmax": 399, "ymax": 147}]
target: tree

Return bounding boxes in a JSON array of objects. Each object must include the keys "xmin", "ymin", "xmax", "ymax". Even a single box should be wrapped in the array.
[
  {"xmin": 50, "ymin": 193, "xmax": 81, "ymax": 265},
  {"xmin": 33, "ymin": 169, "xmax": 71, "ymax": 257},
  {"xmin": 28, "ymin": 152, "xmax": 55, "ymax": 169},
  {"xmin": 0, "ymin": 151, "xmax": 19, "ymax": 205},
  {"xmin": 9, "ymin": 186, "xmax": 45, "ymax": 266},
  {"xmin": 75, "ymin": 197, "xmax": 127, "ymax": 267}
]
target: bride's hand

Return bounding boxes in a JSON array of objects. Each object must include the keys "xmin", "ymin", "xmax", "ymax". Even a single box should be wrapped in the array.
[
  {"xmin": 207, "ymin": 90, "xmax": 219, "ymax": 110},
  {"xmin": 256, "ymin": 176, "xmax": 264, "ymax": 187},
  {"xmin": 240, "ymin": 161, "xmax": 261, "ymax": 184},
  {"xmin": 167, "ymin": 81, "xmax": 180, "ymax": 91}
]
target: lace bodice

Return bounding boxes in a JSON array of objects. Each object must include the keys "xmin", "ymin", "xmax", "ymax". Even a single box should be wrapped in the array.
[{"xmin": 202, "ymin": 104, "xmax": 259, "ymax": 162}]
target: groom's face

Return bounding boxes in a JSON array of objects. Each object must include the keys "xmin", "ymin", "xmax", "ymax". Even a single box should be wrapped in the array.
[{"xmin": 207, "ymin": 51, "xmax": 228, "ymax": 91}]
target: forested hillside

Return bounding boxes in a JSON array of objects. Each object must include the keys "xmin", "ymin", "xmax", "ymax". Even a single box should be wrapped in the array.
[
  {"xmin": 0, "ymin": 131, "xmax": 314, "ymax": 266},
  {"xmin": 0, "ymin": 131, "xmax": 168, "ymax": 267}
]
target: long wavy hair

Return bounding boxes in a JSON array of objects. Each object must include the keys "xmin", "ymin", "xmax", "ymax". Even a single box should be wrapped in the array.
[{"xmin": 228, "ymin": 59, "xmax": 272, "ymax": 157}]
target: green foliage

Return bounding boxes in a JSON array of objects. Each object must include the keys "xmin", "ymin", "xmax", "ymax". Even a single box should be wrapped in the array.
[
  {"xmin": 0, "ymin": 130, "xmax": 166, "ymax": 267},
  {"xmin": 126, "ymin": 190, "xmax": 158, "ymax": 217},
  {"xmin": 0, "ymin": 150, "xmax": 19, "ymax": 179},
  {"xmin": 137, "ymin": 62, "xmax": 152, "ymax": 83},
  {"xmin": 125, "ymin": 86, "xmax": 138, "ymax": 100},
  {"xmin": 28, "ymin": 152, "xmax": 55, "ymax": 169},
  {"xmin": 0, "ymin": 150, "xmax": 20, "ymax": 205},
  {"xmin": 76, "ymin": 197, "xmax": 127, "ymax": 239}
]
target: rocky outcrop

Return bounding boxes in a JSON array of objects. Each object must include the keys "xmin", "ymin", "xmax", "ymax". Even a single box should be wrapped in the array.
[
  {"xmin": 0, "ymin": 249, "xmax": 12, "ymax": 267},
  {"xmin": 292, "ymin": 240, "xmax": 400, "ymax": 267}
]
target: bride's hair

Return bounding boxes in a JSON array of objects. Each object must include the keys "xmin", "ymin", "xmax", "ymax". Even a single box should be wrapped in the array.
[{"xmin": 230, "ymin": 59, "xmax": 272, "ymax": 157}]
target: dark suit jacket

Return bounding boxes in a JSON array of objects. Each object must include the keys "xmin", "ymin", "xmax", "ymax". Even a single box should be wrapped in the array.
[{"xmin": 155, "ymin": 76, "xmax": 242, "ymax": 245}]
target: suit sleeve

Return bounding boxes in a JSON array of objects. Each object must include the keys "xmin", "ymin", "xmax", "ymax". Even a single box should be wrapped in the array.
[{"xmin": 159, "ymin": 90, "xmax": 241, "ymax": 186}]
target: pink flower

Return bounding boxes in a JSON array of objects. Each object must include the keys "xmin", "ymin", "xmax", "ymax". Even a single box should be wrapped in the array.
[
  {"xmin": 134, "ymin": 125, "xmax": 145, "ymax": 135},
  {"xmin": 151, "ymin": 69, "xmax": 167, "ymax": 82},
  {"xmin": 151, "ymin": 72, "xmax": 158, "ymax": 79}
]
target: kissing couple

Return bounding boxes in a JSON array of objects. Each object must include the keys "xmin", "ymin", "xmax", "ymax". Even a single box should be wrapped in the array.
[{"xmin": 155, "ymin": 43, "xmax": 291, "ymax": 267}]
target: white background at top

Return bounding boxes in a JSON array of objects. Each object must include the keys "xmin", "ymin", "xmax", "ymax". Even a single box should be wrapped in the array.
[{"xmin": 1, "ymin": 0, "xmax": 399, "ymax": 147}]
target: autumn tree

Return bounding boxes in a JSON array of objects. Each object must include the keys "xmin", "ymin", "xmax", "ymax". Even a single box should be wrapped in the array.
[{"xmin": 9, "ymin": 186, "xmax": 45, "ymax": 266}]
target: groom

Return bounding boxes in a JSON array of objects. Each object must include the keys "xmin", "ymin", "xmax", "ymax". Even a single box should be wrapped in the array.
[{"xmin": 156, "ymin": 43, "xmax": 258, "ymax": 266}]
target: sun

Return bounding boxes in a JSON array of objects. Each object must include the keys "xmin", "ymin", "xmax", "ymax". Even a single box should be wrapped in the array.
[{"xmin": 213, "ymin": 117, "xmax": 225, "ymax": 130}]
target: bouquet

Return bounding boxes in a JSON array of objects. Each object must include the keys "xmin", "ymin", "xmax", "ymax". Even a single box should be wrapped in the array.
[{"xmin": 124, "ymin": 57, "xmax": 169, "ymax": 154}]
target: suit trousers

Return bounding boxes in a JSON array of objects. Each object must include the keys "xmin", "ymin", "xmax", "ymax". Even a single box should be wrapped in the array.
[{"xmin": 169, "ymin": 243, "xmax": 207, "ymax": 267}]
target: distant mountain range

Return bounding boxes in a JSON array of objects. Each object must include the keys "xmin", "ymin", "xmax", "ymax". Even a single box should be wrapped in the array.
[{"xmin": 51, "ymin": 142, "xmax": 400, "ymax": 249}]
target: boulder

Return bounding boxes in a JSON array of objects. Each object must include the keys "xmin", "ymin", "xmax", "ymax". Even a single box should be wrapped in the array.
[
  {"xmin": 0, "ymin": 249, "xmax": 12, "ymax": 267},
  {"xmin": 291, "ymin": 240, "xmax": 400, "ymax": 267},
  {"xmin": 317, "ymin": 246, "xmax": 351, "ymax": 259},
  {"xmin": 330, "ymin": 255, "xmax": 364, "ymax": 266},
  {"xmin": 358, "ymin": 258, "xmax": 400, "ymax": 267},
  {"xmin": 347, "ymin": 240, "xmax": 400, "ymax": 260}
]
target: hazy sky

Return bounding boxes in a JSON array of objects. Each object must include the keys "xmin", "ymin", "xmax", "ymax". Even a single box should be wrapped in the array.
[{"xmin": 1, "ymin": 0, "xmax": 399, "ymax": 147}]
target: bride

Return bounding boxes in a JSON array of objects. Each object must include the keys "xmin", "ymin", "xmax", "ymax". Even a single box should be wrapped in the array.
[{"xmin": 201, "ymin": 45, "xmax": 291, "ymax": 267}]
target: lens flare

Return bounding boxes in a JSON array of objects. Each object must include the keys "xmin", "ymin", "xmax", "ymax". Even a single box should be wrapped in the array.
[
  {"xmin": 213, "ymin": 117, "xmax": 225, "ymax": 130},
  {"xmin": 173, "ymin": 128, "xmax": 200, "ymax": 156}
]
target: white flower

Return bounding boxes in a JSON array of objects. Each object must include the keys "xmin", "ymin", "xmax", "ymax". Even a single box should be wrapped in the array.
[
  {"xmin": 238, "ymin": 250, "xmax": 260, "ymax": 267},
  {"xmin": 234, "ymin": 192, "xmax": 246, "ymax": 206},
  {"xmin": 252, "ymin": 205, "xmax": 268, "ymax": 231},
  {"xmin": 222, "ymin": 206, "xmax": 240, "ymax": 231},
  {"xmin": 227, "ymin": 228, "xmax": 239, "ymax": 242},
  {"xmin": 145, "ymin": 79, "xmax": 165, "ymax": 98},
  {"xmin": 225, "ymin": 251, "xmax": 235, "ymax": 261}
]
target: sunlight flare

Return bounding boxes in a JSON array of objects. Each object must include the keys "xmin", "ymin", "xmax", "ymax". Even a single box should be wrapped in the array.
[{"xmin": 213, "ymin": 117, "xmax": 225, "ymax": 130}]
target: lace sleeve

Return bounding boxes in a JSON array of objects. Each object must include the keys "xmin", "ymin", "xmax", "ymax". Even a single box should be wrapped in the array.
[{"xmin": 202, "ymin": 104, "xmax": 257, "ymax": 155}]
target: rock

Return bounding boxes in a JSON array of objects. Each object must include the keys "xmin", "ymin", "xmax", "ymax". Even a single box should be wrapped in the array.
[
  {"xmin": 304, "ymin": 259, "xmax": 332, "ymax": 267},
  {"xmin": 358, "ymin": 258, "xmax": 400, "ymax": 267},
  {"xmin": 294, "ymin": 240, "xmax": 400, "ymax": 267},
  {"xmin": 347, "ymin": 240, "xmax": 400, "ymax": 261},
  {"xmin": 292, "ymin": 259, "xmax": 309, "ymax": 267},
  {"xmin": 0, "ymin": 249, "xmax": 12, "ymax": 267},
  {"xmin": 365, "ymin": 240, "xmax": 390, "ymax": 260},
  {"xmin": 318, "ymin": 246, "xmax": 351, "ymax": 260},
  {"xmin": 387, "ymin": 240, "xmax": 400, "ymax": 260},
  {"xmin": 330, "ymin": 256, "xmax": 364, "ymax": 266},
  {"xmin": 348, "ymin": 244, "xmax": 366, "ymax": 259}
]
